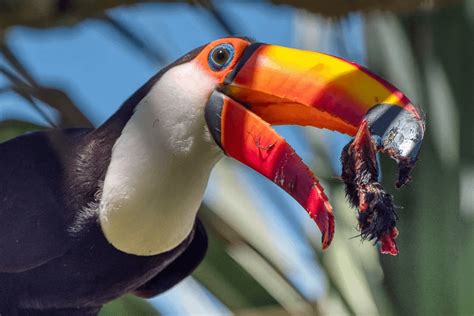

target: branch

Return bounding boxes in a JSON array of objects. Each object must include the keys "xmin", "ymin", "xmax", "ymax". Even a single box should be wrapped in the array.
[
  {"xmin": 271, "ymin": 0, "xmax": 460, "ymax": 17},
  {"xmin": 0, "ymin": 0, "xmax": 461, "ymax": 31},
  {"xmin": 0, "ymin": 0, "xmax": 174, "ymax": 30}
]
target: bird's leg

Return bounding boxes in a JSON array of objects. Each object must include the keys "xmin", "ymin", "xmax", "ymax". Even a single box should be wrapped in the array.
[{"xmin": 341, "ymin": 120, "xmax": 399, "ymax": 255}]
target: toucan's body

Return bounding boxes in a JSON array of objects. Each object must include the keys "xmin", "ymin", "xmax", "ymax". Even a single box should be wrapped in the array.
[
  {"xmin": 0, "ymin": 37, "xmax": 425, "ymax": 315},
  {"xmin": 0, "ymin": 102, "xmax": 207, "ymax": 315}
]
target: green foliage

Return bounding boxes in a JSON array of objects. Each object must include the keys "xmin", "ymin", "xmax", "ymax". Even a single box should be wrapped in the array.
[
  {"xmin": 367, "ymin": 2, "xmax": 473, "ymax": 315},
  {"xmin": 0, "ymin": 120, "xmax": 44, "ymax": 142},
  {"xmin": 99, "ymin": 295, "xmax": 160, "ymax": 316},
  {"xmin": 193, "ymin": 217, "xmax": 278, "ymax": 309}
]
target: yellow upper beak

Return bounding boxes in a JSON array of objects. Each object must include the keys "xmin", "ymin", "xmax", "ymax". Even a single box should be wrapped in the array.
[
  {"xmin": 223, "ymin": 43, "xmax": 423, "ymax": 135},
  {"xmin": 205, "ymin": 42, "xmax": 426, "ymax": 253}
]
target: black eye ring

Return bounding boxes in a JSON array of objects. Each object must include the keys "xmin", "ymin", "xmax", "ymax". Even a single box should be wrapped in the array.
[{"xmin": 208, "ymin": 43, "xmax": 235, "ymax": 71}]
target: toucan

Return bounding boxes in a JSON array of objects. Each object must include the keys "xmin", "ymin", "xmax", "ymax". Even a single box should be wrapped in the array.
[{"xmin": 0, "ymin": 37, "xmax": 424, "ymax": 315}]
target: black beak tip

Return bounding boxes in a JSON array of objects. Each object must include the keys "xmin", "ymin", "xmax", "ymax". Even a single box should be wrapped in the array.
[
  {"xmin": 365, "ymin": 104, "xmax": 425, "ymax": 188},
  {"xmin": 396, "ymin": 157, "xmax": 417, "ymax": 188}
]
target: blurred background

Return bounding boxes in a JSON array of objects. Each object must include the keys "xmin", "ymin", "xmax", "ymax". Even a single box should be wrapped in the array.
[{"xmin": 0, "ymin": 0, "xmax": 472, "ymax": 315}]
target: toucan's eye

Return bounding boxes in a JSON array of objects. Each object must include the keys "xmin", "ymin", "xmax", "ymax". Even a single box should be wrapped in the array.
[{"xmin": 208, "ymin": 44, "xmax": 234, "ymax": 71}]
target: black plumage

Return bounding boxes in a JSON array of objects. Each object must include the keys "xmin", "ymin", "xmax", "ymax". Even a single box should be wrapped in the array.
[{"xmin": 0, "ymin": 47, "xmax": 207, "ymax": 315}]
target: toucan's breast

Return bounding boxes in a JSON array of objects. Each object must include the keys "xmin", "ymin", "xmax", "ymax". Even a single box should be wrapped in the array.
[{"xmin": 98, "ymin": 61, "xmax": 223, "ymax": 256}]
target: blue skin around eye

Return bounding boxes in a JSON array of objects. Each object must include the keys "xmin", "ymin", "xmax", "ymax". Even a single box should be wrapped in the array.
[{"xmin": 208, "ymin": 44, "xmax": 235, "ymax": 71}]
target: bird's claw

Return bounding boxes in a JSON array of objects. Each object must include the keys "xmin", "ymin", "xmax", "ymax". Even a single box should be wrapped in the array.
[
  {"xmin": 339, "ymin": 101, "xmax": 425, "ymax": 255},
  {"xmin": 341, "ymin": 120, "xmax": 400, "ymax": 255}
]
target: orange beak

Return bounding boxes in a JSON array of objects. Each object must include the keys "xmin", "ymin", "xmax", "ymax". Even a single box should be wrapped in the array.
[{"xmin": 205, "ymin": 43, "xmax": 425, "ymax": 251}]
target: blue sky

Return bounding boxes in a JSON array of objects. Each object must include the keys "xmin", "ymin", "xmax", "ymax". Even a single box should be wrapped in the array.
[
  {"xmin": 1, "ymin": 2, "xmax": 294, "ymax": 126},
  {"xmin": 0, "ymin": 2, "xmax": 364, "ymax": 314}
]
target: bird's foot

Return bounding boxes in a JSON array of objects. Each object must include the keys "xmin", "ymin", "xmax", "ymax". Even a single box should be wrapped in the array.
[{"xmin": 341, "ymin": 120, "xmax": 399, "ymax": 255}]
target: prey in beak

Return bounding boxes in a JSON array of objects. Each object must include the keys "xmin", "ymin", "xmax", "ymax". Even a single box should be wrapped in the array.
[{"xmin": 201, "ymin": 38, "xmax": 425, "ymax": 255}]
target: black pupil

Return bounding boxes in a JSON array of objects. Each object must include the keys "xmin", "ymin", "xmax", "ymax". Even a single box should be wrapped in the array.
[{"xmin": 213, "ymin": 48, "xmax": 229, "ymax": 65}]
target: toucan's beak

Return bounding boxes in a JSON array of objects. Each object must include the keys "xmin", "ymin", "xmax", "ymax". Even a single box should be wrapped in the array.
[{"xmin": 205, "ymin": 43, "xmax": 425, "ymax": 254}]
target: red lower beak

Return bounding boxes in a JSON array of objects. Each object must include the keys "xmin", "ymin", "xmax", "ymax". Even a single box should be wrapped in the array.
[
  {"xmin": 205, "ymin": 43, "xmax": 425, "ymax": 254},
  {"xmin": 206, "ymin": 91, "xmax": 335, "ymax": 248}
]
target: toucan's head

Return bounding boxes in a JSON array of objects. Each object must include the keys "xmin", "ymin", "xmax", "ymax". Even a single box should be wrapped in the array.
[{"xmin": 131, "ymin": 37, "xmax": 425, "ymax": 254}]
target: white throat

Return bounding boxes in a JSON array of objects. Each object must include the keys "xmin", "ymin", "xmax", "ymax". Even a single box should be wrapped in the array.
[{"xmin": 99, "ymin": 62, "xmax": 222, "ymax": 256}]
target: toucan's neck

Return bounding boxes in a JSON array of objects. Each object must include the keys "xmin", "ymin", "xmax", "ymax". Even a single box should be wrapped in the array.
[{"xmin": 98, "ymin": 62, "xmax": 222, "ymax": 256}]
